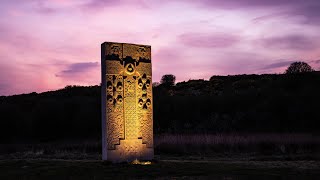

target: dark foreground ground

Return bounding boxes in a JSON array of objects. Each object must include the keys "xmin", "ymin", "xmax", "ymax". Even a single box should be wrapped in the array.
[
  {"xmin": 0, "ymin": 156, "xmax": 320, "ymax": 180},
  {"xmin": 1, "ymin": 134, "xmax": 319, "ymax": 179}
]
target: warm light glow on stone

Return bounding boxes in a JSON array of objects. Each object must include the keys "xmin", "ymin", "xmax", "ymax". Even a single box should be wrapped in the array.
[
  {"xmin": 101, "ymin": 42, "xmax": 153, "ymax": 162},
  {"xmin": 132, "ymin": 159, "xmax": 152, "ymax": 165}
]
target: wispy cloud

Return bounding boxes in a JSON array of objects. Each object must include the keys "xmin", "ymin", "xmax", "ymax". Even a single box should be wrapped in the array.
[
  {"xmin": 56, "ymin": 62, "xmax": 99, "ymax": 77},
  {"xmin": 180, "ymin": 0, "xmax": 320, "ymax": 9},
  {"xmin": 260, "ymin": 60, "xmax": 295, "ymax": 70},
  {"xmin": 312, "ymin": 60, "xmax": 320, "ymax": 64},
  {"xmin": 81, "ymin": 0, "xmax": 121, "ymax": 10},
  {"xmin": 80, "ymin": 0, "xmax": 150, "ymax": 11},
  {"xmin": 259, "ymin": 35, "xmax": 318, "ymax": 50},
  {"xmin": 290, "ymin": 5, "xmax": 320, "ymax": 25},
  {"xmin": 179, "ymin": 32, "xmax": 240, "ymax": 48}
]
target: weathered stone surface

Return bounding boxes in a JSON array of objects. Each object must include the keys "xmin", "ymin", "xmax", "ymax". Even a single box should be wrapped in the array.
[{"xmin": 101, "ymin": 42, "xmax": 153, "ymax": 162}]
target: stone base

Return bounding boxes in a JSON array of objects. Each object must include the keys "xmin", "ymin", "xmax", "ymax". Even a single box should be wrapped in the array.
[{"xmin": 105, "ymin": 139, "xmax": 154, "ymax": 163}]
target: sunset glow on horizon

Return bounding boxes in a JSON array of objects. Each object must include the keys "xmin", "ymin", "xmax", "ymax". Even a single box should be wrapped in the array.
[{"xmin": 1, "ymin": 0, "xmax": 320, "ymax": 96}]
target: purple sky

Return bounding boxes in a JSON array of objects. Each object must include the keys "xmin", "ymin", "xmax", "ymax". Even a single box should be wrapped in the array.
[{"xmin": 1, "ymin": 0, "xmax": 320, "ymax": 95}]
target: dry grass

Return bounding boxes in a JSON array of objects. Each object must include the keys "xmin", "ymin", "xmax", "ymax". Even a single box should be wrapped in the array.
[
  {"xmin": 0, "ymin": 140, "xmax": 101, "ymax": 159},
  {"xmin": 154, "ymin": 133, "xmax": 320, "ymax": 156},
  {"xmin": 156, "ymin": 133, "xmax": 318, "ymax": 145},
  {"xmin": 0, "ymin": 133, "xmax": 319, "ymax": 159}
]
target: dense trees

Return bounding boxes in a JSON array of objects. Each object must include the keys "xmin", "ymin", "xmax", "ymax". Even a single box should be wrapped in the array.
[
  {"xmin": 0, "ymin": 86, "xmax": 101, "ymax": 143},
  {"xmin": 152, "ymin": 82, "xmax": 160, "ymax": 87},
  {"xmin": 1, "ymin": 72, "xmax": 320, "ymax": 143},
  {"xmin": 285, "ymin": 61, "xmax": 314, "ymax": 74},
  {"xmin": 155, "ymin": 73, "xmax": 320, "ymax": 134},
  {"xmin": 160, "ymin": 74, "xmax": 176, "ymax": 86}
]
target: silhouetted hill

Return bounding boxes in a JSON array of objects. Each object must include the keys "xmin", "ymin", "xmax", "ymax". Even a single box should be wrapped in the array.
[{"xmin": 1, "ymin": 73, "xmax": 320, "ymax": 143}]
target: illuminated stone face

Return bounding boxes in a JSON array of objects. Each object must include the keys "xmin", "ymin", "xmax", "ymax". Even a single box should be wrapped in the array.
[{"xmin": 101, "ymin": 42, "xmax": 153, "ymax": 162}]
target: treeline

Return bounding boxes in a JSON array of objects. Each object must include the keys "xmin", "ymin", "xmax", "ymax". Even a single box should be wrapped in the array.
[
  {"xmin": 154, "ymin": 73, "xmax": 320, "ymax": 134},
  {"xmin": 1, "ymin": 72, "xmax": 320, "ymax": 143},
  {"xmin": 0, "ymin": 86, "xmax": 101, "ymax": 143}
]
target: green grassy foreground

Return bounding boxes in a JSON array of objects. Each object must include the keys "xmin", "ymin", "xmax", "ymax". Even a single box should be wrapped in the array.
[{"xmin": 0, "ymin": 158, "xmax": 319, "ymax": 180}]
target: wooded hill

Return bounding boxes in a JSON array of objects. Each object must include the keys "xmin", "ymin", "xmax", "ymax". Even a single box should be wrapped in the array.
[{"xmin": 1, "ymin": 72, "xmax": 320, "ymax": 143}]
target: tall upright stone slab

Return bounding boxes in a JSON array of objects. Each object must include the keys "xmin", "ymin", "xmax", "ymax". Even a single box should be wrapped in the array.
[{"xmin": 101, "ymin": 42, "xmax": 153, "ymax": 162}]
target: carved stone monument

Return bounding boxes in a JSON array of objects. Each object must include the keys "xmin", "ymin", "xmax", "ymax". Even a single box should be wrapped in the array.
[{"xmin": 101, "ymin": 42, "xmax": 153, "ymax": 162}]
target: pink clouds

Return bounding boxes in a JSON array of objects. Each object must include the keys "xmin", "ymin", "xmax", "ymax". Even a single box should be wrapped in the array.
[
  {"xmin": 259, "ymin": 34, "xmax": 319, "ymax": 51},
  {"xmin": 0, "ymin": 0, "xmax": 320, "ymax": 95},
  {"xmin": 179, "ymin": 33, "xmax": 240, "ymax": 48},
  {"xmin": 258, "ymin": 60, "xmax": 296, "ymax": 74},
  {"xmin": 180, "ymin": 0, "xmax": 320, "ymax": 9},
  {"xmin": 57, "ymin": 62, "xmax": 99, "ymax": 76},
  {"xmin": 55, "ymin": 62, "xmax": 100, "ymax": 85}
]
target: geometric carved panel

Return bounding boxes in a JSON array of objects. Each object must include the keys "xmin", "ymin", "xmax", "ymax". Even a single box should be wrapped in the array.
[{"xmin": 101, "ymin": 42, "xmax": 153, "ymax": 162}]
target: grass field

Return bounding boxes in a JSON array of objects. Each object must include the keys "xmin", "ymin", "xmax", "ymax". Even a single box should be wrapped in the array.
[
  {"xmin": 155, "ymin": 133, "xmax": 319, "ymax": 156},
  {"xmin": 1, "ymin": 133, "xmax": 319, "ymax": 159},
  {"xmin": 1, "ymin": 133, "xmax": 319, "ymax": 179},
  {"xmin": 0, "ymin": 158, "xmax": 319, "ymax": 180}
]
